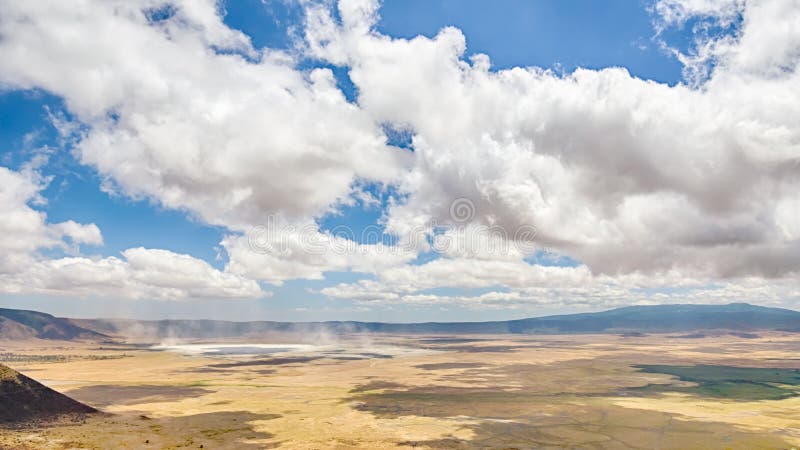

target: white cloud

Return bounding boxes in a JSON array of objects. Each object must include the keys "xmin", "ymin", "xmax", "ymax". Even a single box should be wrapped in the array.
[
  {"xmin": 0, "ymin": 167, "xmax": 101, "ymax": 270},
  {"xmin": 302, "ymin": 0, "xmax": 800, "ymax": 310},
  {"xmin": 0, "ymin": 165, "xmax": 267, "ymax": 300},
  {"xmin": 54, "ymin": 221, "xmax": 103, "ymax": 247},
  {"xmin": 321, "ymin": 259, "xmax": 596, "ymax": 297},
  {"xmin": 0, "ymin": 0, "xmax": 417, "ymax": 289},
  {"xmin": 0, "ymin": 0, "xmax": 410, "ymax": 230},
  {"xmin": 1, "ymin": 0, "xmax": 799, "ymax": 309},
  {"xmin": 1, "ymin": 248, "xmax": 266, "ymax": 300},
  {"xmin": 652, "ymin": 0, "xmax": 746, "ymax": 27},
  {"xmin": 320, "ymin": 257, "xmax": 800, "ymax": 311},
  {"xmin": 222, "ymin": 226, "xmax": 416, "ymax": 285},
  {"xmin": 652, "ymin": 0, "xmax": 800, "ymax": 82},
  {"xmin": 306, "ymin": 0, "xmax": 800, "ymax": 282}
]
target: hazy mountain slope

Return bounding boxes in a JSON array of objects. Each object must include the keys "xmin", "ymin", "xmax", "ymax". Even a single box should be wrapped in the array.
[
  {"xmin": 0, "ymin": 364, "xmax": 97, "ymax": 422},
  {"xmin": 504, "ymin": 303, "xmax": 800, "ymax": 334},
  {"xmin": 0, "ymin": 308, "xmax": 108, "ymax": 341},
  {"xmin": 71, "ymin": 303, "xmax": 800, "ymax": 339}
]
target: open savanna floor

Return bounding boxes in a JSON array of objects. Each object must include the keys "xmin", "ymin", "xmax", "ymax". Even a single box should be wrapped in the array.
[{"xmin": 2, "ymin": 333, "xmax": 800, "ymax": 449}]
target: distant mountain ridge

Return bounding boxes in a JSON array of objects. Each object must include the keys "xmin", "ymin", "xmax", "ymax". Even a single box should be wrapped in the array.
[
  {"xmin": 66, "ymin": 303, "xmax": 800, "ymax": 339},
  {"xmin": 0, "ymin": 308, "xmax": 107, "ymax": 341},
  {"xmin": 502, "ymin": 303, "xmax": 800, "ymax": 334},
  {"xmin": 2, "ymin": 303, "xmax": 799, "ymax": 341}
]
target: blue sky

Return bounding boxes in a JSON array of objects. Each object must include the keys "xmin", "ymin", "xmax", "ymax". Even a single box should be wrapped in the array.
[{"xmin": 1, "ymin": 0, "xmax": 796, "ymax": 321}]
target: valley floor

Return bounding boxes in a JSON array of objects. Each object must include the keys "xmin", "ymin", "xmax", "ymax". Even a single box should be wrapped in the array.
[{"xmin": 2, "ymin": 333, "xmax": 800, "ymax": 449}]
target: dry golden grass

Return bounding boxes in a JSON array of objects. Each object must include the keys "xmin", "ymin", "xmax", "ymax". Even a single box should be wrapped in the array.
[{"xmin": 1, "ymin": 333, "xmax": 800, "ymax": 449}]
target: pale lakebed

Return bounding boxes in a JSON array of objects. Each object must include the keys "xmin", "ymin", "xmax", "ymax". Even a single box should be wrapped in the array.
[{"xmin": 151, "ymin": 342, "xmax": 435, "ymax": 359}]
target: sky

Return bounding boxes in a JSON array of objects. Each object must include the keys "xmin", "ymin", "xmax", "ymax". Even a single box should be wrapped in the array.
[{"xmin": 0, "ymin": 0, "xmax": 798, "ymax": 322}]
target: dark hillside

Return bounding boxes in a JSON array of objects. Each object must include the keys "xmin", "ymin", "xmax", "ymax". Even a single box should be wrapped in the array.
[{"xmin": 0, "ymin": 363, "xmax": 97, "ymax": 422}]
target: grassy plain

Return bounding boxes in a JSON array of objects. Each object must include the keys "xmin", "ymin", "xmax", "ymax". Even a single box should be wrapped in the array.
[{"xmin": 2, "ymin": 333, "xmax": 800, "ymax": 449}]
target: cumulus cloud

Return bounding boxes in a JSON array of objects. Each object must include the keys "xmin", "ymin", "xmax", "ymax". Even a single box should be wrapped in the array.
[
  {"xmin": 0, "ymin": 167, "xmax": 102, "ymax": 270},
  {"xmin": 320, "ymin": 257, "xmax": 800, "ymax": 310},
  {"xmin": 0, "ymin": 0, "xmax": 410, "ymax": 230},
  {"xmin": 652, "ymin": 0, "xmax": 800, "ymax": 83},
  {"xmin": 0, "ymin": 0, "xmax": 417, "ymax": 291},
  {"xmin": 302, "ymin": 0, "xmax": 800, "ymax": 309},
  {"xmin": 0, "ymin": 165, "xmax": 266, "ymax": 300},
  {"xmin": 1, "ymin": 0, "xmax": 799, "ymax": 309},
  {"xmin": 222, "ymin": 226, "xmax": 415, "ymax": 285},
  {"xmin": 0, "ymin": 247, "xmax": 265, "ymax": 300},
  {"xmin": 306, "ymin": 0, "xmax": 800, "ymax": 282}
]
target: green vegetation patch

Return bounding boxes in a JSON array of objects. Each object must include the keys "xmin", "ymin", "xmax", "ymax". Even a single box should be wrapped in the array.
[{"xmin": 634, "ymin": 364, "xmax": 800, "ymax": 400}]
